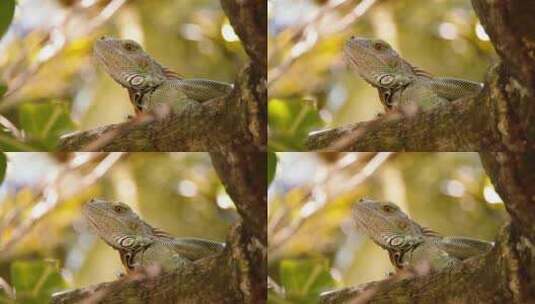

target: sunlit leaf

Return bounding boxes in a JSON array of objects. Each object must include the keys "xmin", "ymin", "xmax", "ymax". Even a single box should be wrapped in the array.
[
  {"xmin": 11, "ymin": 260, "xmax": 67, "ymax": 304},
  {"xmin": 279, "ymin": 258, "xmax": 335, "ymax": 303},
  {"xmin": 0, "ymin": 0, "xmax": 15, "ymax": 40},
  {"xmin": 19, "ymin": 102, "xmax": 75, "ymax": 150}
]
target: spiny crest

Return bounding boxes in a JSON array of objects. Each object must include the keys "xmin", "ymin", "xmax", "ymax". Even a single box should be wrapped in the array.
[
  {"xmin": 403, "ymin": 59, "xmax": 433, "ymax": 78},
  {"xmin": 162, "ymin": 67, "xmax": 183, "ymax": 80},
  {"xmin": 150, "ymin": 226, "xmax": 175, "ymax": 240},
  {"xmin": 420, "ymin": 225, "xmax": 441, "ymax": 237}
]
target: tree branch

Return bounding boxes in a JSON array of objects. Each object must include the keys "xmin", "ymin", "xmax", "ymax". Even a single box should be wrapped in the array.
[
  {"xmin": 59, "ymin": 99, "xmax": 224, "ymax": 151},
  {"xmin": 306, "ymin": 93, "xmax": 501, "ymax": 151},
  {"xmin": 210, "ymin": 151, "xmax": 267, "ymax": 244}
]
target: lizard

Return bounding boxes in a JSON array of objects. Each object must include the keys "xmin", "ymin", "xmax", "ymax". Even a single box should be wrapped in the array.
[
  {"xmin": 93, "ymin": 36, "xmax": 233, "ymax": 115},
  {"xmin": 344, "ymin": 36, "xmax": 483, "ymax": 111},
  {"xmin": 352, "ymin": 198, "xmax": 493, "ymax": 272},
  {"xmin": 82, "ymin": 198, "xmax": 225, "ymax": 273}
]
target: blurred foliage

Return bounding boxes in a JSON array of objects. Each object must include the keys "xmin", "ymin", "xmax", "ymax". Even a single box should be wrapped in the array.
[
  {"xmin": 0, "ymin": 260, "xmax": 67, "ymax": 304},
  {"xmin": 268, "ymin": 0, "xmax": 497, "ymax": 151},
  {"xmin": 268, "ymin": 152, "xmax": 507, "ymax": 300},
  {"xmin": 0, "ymin": 0, "xmax": 245, "ymax": 151},
  {"xmin": 268, "ymin": 98, "xmax": 322, "ymax": 150},
  {"xmin": 18, "ymin": 102, "xmax": 75, "ymax": 150},
  {"xmin": 0, "ymin": 152, "xmax": 237, "ymax": 301},
  {"xmin": 270, "ymin": 258, "xmax": 335, "ymax": 304},
  {"xmin": 0, "ymin": 0, "xmax": 15, "ymax": 40}
]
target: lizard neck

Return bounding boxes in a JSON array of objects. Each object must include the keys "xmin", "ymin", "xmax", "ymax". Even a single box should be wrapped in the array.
[{"xmin": 128, "ymin": 83, "xmax": 163, "ymax": 113}]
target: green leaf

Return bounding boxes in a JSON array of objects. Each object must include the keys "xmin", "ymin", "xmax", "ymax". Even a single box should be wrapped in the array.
[
  {"xmin": 279, "ymin": 258, "xmax": 335, "ymax": 303},
  {"xmin": 267, "ymin": 152, "xmax": 277, "ymax": 186},
  {"xmin": 19, "ymin": 102, "xmax": 75, "ymax": 150},
  {"xmin": 0, "ymin": 0, "xmax": 15, "ymax": 40},
  {"xmin": 268, "ymin": 98, "xmax": 323, "ymax": 151},
  {"xmin": 10, "ymin": 260, "xmax": 66, "ymax": 304},
  {"xmin": 0, "ymin": 84, "xmax": 7, "ymax": 98},
  {"xmin": 0, "ymin": 152, "xmax": 6, "ymax": 185}
]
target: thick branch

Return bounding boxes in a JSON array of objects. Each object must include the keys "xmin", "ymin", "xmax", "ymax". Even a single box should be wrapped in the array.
[
  {"xmin": 59, "ymin": 98, "xmax": 224, "ymax": 151},
  {"xmin": 210, "ymin": 151, "xmax": 267, "ymax": 244},
  {"xmin": 306, "ymin": 92, "xmax": 501, "ymax": 151}
]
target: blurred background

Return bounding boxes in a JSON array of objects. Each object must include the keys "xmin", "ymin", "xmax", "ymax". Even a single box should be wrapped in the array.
[
  {"xmin": 0, "ymin": 0, "xmax": 245, "ymax": 150},
  {"xmin": 0, "ymin": 152, "xmax": 237, "ymax": 302},
  {"xmin": 267, "ymin": 0, "xmax": 496, "ymax": 151},
  {"xmin": 268, "ymin": 152, "xmax": 507, "ymax": 303}
]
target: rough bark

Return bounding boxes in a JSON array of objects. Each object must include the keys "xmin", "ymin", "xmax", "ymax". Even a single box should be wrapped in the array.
[
  {"xmin": 52, "ymin": 1, "xmax": 267, "ymax": 303},
  {"xmin": 320, "ymin": 152, "xmax": 535, "ymax": 304},
  {"xmin": 306, "ymin": 93, "xmax": 500, "ymax": 151},
  {"xmin": 307, "ymin": 0, "xmax": 535, "ymax": 152},
  {"xmin": 59, "ymin": 1, "xmax": 266, "ymax": 153}
]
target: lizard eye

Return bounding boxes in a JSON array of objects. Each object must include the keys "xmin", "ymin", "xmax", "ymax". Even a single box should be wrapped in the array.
[
  {"xmin": 373, "ymin": 42, "xmax": 386, "ymax": 51},
  {"xmin": 123, "ymin": 42, "xmax": 139, "ymax": 52},
  {"xmin": 113, "ymin": 205, "xmax": 127, "ymax": 213},
  {"xmin": 382, "ymin": 205, "xmax": 395, "ymax": 213}
]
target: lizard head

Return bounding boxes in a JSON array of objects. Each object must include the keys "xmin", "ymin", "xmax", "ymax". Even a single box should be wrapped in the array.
[
  {"xmin": 352, "ymin": 198, "xmax": 426, "ymax": 251},
  {"xmin": 82, "ymin": 198, "xmax": 153, "ymax": 250},
  {"xmin": 344, "ymin": 37, "xmax": 414, "ymax": 88},
  {"xmin": 93, "ymin": 36, "xmax": 168, "ymax": 91}
]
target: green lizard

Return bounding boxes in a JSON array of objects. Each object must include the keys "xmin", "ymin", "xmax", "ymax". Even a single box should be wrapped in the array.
[
  {"xmin": 93, "ymin": 36, "xmax": 233, "ymax": 115},
  {"xmin": 352, "ymin": 198, "xmax": 493, "ymax": 272},
  {"xmin": 344, "ymin": 37, "xmax": 483, "ymax": 111},
  {"xmin": 82, "ymin": 198, "xmax": 225, "ymax": 273}
]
